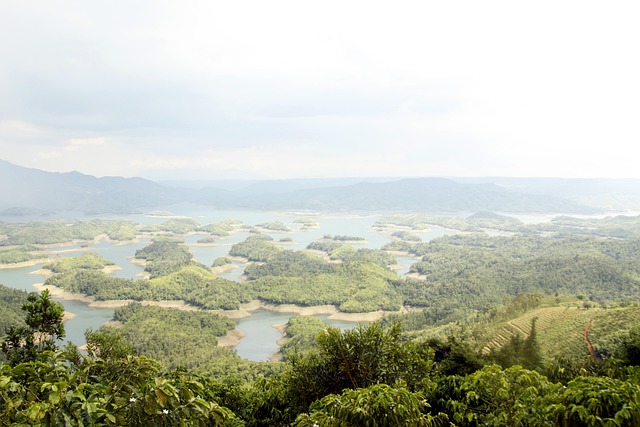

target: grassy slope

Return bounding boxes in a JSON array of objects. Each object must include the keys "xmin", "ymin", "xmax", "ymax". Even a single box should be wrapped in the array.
[{"xmin": 481, "ymin": 302, "xmax": 640, "ymax": 359}]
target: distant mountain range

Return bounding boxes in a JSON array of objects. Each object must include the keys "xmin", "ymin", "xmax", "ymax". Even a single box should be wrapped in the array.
[
  {"xmin": 3, "ymin": 159, "xmax": 639, "ymax": 215},
  {"xmin": 454, "ymin": 177, "xmax": 640, "ymax": 211},
  {"xmin": 0, "ymin": 160, "xmax": 179, "ymax": 214},
  {"xmin": 189, "ymin": 177, "xmax": 592, "ymax": 213}
]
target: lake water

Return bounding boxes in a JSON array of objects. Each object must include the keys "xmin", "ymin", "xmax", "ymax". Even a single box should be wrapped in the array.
[
  {"xmin": 0, "ymin": 207, "xmax": 455, "ymax": 360},
  {"xmin": 233, "ymin": 309, "xmax": 362, "ymax": 361},
  {"xmin": 0, "ymin": 264, "xmax": 115, "ymax": 347}
]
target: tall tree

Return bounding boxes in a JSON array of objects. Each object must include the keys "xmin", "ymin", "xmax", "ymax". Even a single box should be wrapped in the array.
[{"xmin": 1, "ymin": 289, "xmax": 65, "ymax": 365}]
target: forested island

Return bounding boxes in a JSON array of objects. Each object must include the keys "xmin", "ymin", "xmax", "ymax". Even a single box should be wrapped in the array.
[{"xmin": 1, "ymin": 210, "xmax": 640, "ymax": 425}]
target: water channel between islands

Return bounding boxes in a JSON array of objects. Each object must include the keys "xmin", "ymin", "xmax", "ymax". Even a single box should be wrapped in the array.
[{"xmin": 0, "ymin": 208, "xmax": 455, "ymax": 361}]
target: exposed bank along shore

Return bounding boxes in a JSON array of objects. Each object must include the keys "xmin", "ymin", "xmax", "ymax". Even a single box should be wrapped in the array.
[{"xmin": 30, "ymin": 282, "xmax": 389, "ymax": 348}]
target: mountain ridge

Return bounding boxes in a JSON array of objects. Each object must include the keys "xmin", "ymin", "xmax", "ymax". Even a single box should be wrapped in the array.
[
  {"xmin": 0, "ymin": 159, "xmax": 179, "ymax": 214},
  {"xmin": 0, "ymin": 159, "xmax": 600, "ymax": 214}
]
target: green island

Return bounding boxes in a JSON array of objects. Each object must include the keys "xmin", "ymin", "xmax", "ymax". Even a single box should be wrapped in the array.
[
  {"xmin": 0, "ymin": 245, "xmax": 41, "ymax": 264},
  {"xmin": 2, "ymin": 212, "xmax": 640, "ymax": 425}
]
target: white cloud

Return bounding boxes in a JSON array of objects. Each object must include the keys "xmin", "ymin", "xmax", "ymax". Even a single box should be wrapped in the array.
[
  {"xmin": 66, "ymin": 137, "xmax": 111, "ymax": 151},
  {"xmin": 0, "ymin": 1, "xmax": 639, "ymax": 179},
  {"xmin": 68, "ymin": 137, "xmax": 109, "ymax": 147},
  {"xmin": 0, "ymin": 120, "xmax": 44, "ymax": 137}
]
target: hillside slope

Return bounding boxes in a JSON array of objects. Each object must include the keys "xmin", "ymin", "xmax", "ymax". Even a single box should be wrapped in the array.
[{"xmin": 0, "ymin": 159, "xmax": 179, "ymax": 214}]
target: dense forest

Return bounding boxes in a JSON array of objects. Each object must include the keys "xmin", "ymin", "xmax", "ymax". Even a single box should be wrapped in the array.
[
  {"xmin": 2, "ymin": 211, "xmax": 640, "ymax": 424},
  {"xmin": 1, "ymin": 292, "xmax": 639, "ymax": 425}
]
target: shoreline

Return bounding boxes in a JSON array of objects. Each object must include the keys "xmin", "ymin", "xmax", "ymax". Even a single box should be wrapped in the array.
[
  {"xmin": 62, "ymin": 311, "xmax": 77, "ymax": 322},
  {"xmin": 0, "ymin": 258, "xmax": 51, "ymax": 269},
  {"xmin": 269, "ymin": 323, "xmax": 288, "ymax": 362},
  {"xmin": 28, "ymin": 286, "xmax": 388, "ymax": 323},
  {"xmin": 251, "ymin": 301, "xmax": 386, "ymax": 322},
  {"xmin": 405, "ymin": 272, "xmax": 427, "ymax": 281},
  {"xmin": 211, "ymin": 263, "xmax": 238, "ymax": 275},
  {"xmin": 217, "ymin": 328, "xmax": 246, "ymax": 347}
]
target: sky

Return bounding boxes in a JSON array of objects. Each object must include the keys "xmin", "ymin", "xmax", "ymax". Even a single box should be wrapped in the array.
[{"xmin": 1, "ymin": 1, "xmax": 639, "ymax": 180}]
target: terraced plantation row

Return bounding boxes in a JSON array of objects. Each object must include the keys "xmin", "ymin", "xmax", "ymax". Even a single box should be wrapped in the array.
[{"xmin": 482, "ymin": 304, "xmax": 640, "ymax": 359}]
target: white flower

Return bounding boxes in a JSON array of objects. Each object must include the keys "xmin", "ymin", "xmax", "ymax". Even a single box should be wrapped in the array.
[
  {"xmin": 129, "ymin": 397, "xmax": 136, "ymax": 403},
  {"xmin": 162, "ymin": 409, "xmax": 169, "ymax": 415}
]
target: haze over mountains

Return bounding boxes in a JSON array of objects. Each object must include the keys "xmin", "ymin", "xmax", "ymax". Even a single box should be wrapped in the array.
[{"xmin": 2, "ymin": 159, "xmax": 639, "ymax": 215}]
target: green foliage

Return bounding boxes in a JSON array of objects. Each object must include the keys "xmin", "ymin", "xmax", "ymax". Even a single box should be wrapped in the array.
[
  {"xmin": 6, "ymin": 212, "xmax": 640, "ymax": 424},
  {"xmin": 197, "ymin": 236, "xmax": 216, "ymax": 244},
  {"xmin": 283, "ymin": 322, "xmax": 433, "ymax": 414},
  {"xmin": 392, "ymin": 234, "xmax": 640, "ymax": 326},
  {"xmin": 323, "ymin": 234, "xmax": 365, "ymax": 241},
  {"xmin": 617, "ymin": 325, "xmax": 640, "ymax": 366},
  {"xmin": 295, "ymin": 384, "xmax": 444, "ymax": 427},
  {"xmin": 149, "ymin": 266, "xmax": 254, "ymax": 310},
  {"xmin": 1, "ymin": 290, "xmax": 65, "ymax": 365},
  {"xmin": 0, "ymin": 285, "xmax": 28, "ymax": 362},
  {"xmin": 377, "ymin": 213, "xmax": 478, "ymax": 232},
  {"xmin": 85, "ymin": 327, "xmax": 134, "ymax": 360},
  {"xmin": 45, "ymin": 263, "xmax": 254, "ymax": 310},
  {"xmin": 423, "ymin": 337, "xmax": 487, "ymax": 376},
  {"xmin": 135, "ymin": 239, "xmax": 196, "ymax": 278},
  {"xmin": 466, "ymin": 210, "xmax": 523, "ymax": 229},
  {"xmin": 0, "ymin": 248, "xmax": 37, "ymax": 264},
  {"xmin": 391, "ymin": 230, "xmax": 422, "ymax": 241},
  {"xmin": 106, "ymin": 303, "xmax": 275, "ymax": 381},
  {"xmin": 280, "ymin": 316, "xmax": 327, "ymax": 359},
  {"xmin": 197, "ymin": 218, "xmax": 242, "ymax": 237},
  {"xmin": 141, "ymin": 217, "xmax": 201, "ymax": 234},
  {"xmin": 229, "ymin": 236, "xmax": 281, "ymax": 262},
  {"xmin": 197, "ymin": 224, "xmax": 232, "ymax": 237},
  {"xmin": 0, "ymin": 219, "xmax": 137, "ymax": 246},
  {"xmin": 254, "ymin": 262, "xmax": 403, "ymax": 312},
  {"xmin": 328, "ymin": 246, "xmax": 396, "ymax": 267},
  {"xmin": 244, "ymin": 250, "xmax": 334, "ymax": 280},
  {"xmin": 256, "ymin": 221, "xmax": 290, "ymax": 231},
  {"xmin": 43, "ymin": 252, "xmax": 115, "ymax": 273},
  {"xmin": 450, "ymin": 364, "xmax": 555, "ymax": 426},
  {"xmin": 111, "ymin": 303, "xmax": 240, "ymax": 375},
  {"xmin": 293, "ymin": 218, "xmax": 318, "ymax": 226},
  {"xmin": 544, "ymin": 375, "xmax": 640, "ymax": 426},
  {"xmin": 229, "ymin": 235, "xmax": 401, "ymax": 312},
  {"xmin": 545, "ymin": 214, "xmax": 640, "ymax": 239},
  {"xmin": 44, "ymin": 269, "xmax": 140, "ymax": 299},
  {"xmin": 0, "ymin": 285, "xmax": 28, "ymax": 331},
  {"xmin": 0, "ymin": 351, "xmax": 235, "ymax": 426},
  {"xmin": 306, "ymin": 240, "xmax": 344, "ymax": 252},
  {"xmin": 212, "ymin": 256, "xmax": 232, "ymax": 267},
  {"xmin": 491, "ymin": 318, "xmax": 543, "ymax": 370},
  {"xmin": 379, "ymin": 213, "xmax": 640, "ymax": 239}
]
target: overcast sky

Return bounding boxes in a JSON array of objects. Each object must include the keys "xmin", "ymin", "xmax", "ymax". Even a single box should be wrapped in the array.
[{"xmin": 1, "ymin": 1, "xmax": 639, "ymax": 180}]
